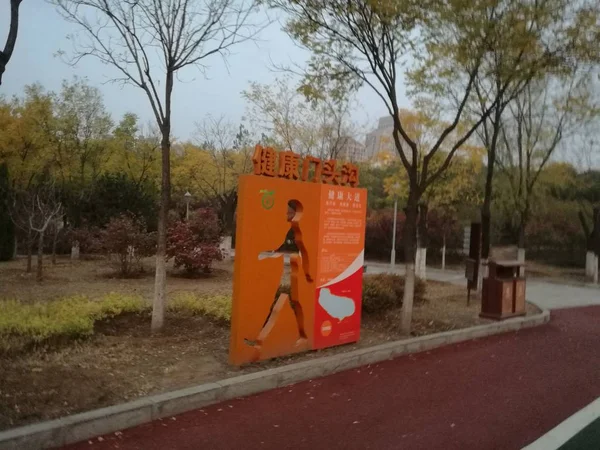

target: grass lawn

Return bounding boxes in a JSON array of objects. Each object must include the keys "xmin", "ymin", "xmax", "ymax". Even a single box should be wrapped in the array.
[{"xmin": 0, "ymin": 255, "xmax": 539, "ymax": 430}]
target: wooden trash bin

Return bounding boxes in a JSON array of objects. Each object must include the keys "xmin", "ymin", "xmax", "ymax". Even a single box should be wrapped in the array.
[{"xmin": 480, "ymin": 260, "xmax": 526, "ymax": 320}]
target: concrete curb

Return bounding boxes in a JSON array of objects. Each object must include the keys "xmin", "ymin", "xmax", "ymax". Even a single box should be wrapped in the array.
[
  {"xmin": 0, "ymin": 307, "xmax": 550, "ymax": 450},
  {"xmin": 522, "ymin": 396, "xmax": 600, "ymax": 449},
  {"xmin": 528, "ymin": 277, "xmax": 600, "ymax": 291}
]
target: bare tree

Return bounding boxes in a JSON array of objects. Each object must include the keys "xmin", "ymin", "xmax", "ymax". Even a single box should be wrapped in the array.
[
  {"xmin": 497, "ymin": 66, "xmax": 598, "ymax": 264},
  {"xmin": 52, "ymin": 0, "xmax": 264, "ymax": 331},
  {"xmin": 0, "ymin": 0, "xmax": 24, "ymax": 85},
  {"xmin": 192, "ymin": 115, "xmax": 252, "ymax": 232},
  {"xmin": 243, "ymin": 76, "xmax": 354, "ymax": 159},
  {"xmin": 9, "ymin": 183, "xmax": 62, "ymax": 280},
  {"xmin": 29, "ymin": 186, "xmax": 63, "ymax": 281},
  {"xmin": 9, "ymin": 190, "xmax": 37, "ymax": 273}
]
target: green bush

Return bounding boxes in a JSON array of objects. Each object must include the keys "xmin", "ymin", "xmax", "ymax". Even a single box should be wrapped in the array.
[
  {"xmin": 278, "ymin": 275, "xmax": 425, "ymax": 316},
  {"xmin": 0, "ymin": 294, "xmax": 147, "ymax": 352},
  {"xmin": 168, "ymin": 293, "xmax": 232, "ymax": 323},
  {"xmin": 362, "ymin": 274, "xmax": 426, "ymax": 315}
]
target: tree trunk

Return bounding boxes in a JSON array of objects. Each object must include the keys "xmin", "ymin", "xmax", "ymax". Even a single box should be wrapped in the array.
[
  {"xmin": 481, "ymin": 187, "xmax": 493, "ymax": 261},
  {"xmin": 71, "ymin": 241, "xmax": 80, "ymax": 260},
  {"xmin": 152, "ymin": 72, "xmax": 173, "ymax": 332},
  {"xmin": 51, "ymin": 227, "xmax": 59, "ymax": 265},
  {"xmin": 586, "ymin": 251, "xmax": 596, "ymax": 280},
  {"xmin": 480, "ymin": 167, "xmax": 494, "ymax": 292},
  {"xmin": 517, "ymin": 222, "xmax": 526, "ymax": 276},
  {"xmin": 13, "ymin": 237, "xmax": 17, "ymax": 259},
  {"xmin": 400, "ymin": 192, "xmax": 418, "ymax": 335},
  {"xmin": 416, "ymin": 203, "xmax": 428, "ymax": 280},
  {"xmin": 442, "ymin": 234, "xmax": 446, "ymax": 271},
  {"xmin": 481, "ymin": 97, "xmax": 503, "ymax": 263},
  {"xmin": 26, "ymin": 230, "xmax": 33, "ymax": 273},
  {"xmin": 152, "ymin": 129, "xmax": 171, "ymax": 332},
  {"xmin": 226, "ymin": 194, "xmax": 237, "ymax": 235},
  {"xmin": 37, "ymin": 230, "xmax": 44, "ymax": 281}
]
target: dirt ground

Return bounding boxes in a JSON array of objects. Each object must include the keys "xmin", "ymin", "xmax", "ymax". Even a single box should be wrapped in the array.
[
  {"xmin": 0, "ymin": 256, "xmax": 539, "ymax": 430},
  {"xmin": 0, "ymin": 256, "xmax": 233, "ymax": 303}
]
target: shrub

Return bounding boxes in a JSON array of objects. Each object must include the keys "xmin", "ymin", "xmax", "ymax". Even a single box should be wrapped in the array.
[
  {"xmin": 65, "ymin": 224, "xmax": 102, "ymax": 254},
  {"xmin": 362, "ymin": 274, "xmax": 426, "ymax": 315},
  {"xmin": 0, "ymin": 294, "xmax": 146, "ymax": 353},
  {"xmin": 365, "ymin": 209, "xmax": 404, "ymax": 261},
  {"xmin": 277, "ymin": 275, "xmax": 425, "ymax": 316},
  {"xmin": 167, "ymin": 208, "xmax": 223, "ymax": 275},
  {"xmin": 100, "ymin": 214, "xmax": 156, "ymax": 276},
  {"xmin": 71, "ymin": 172, "xmax": 159, "ymax": 230},
  {"xmin": 168, "ymin": 292, "xmax": 232, "ymax": 323},
  {"xmin": 525, "ymin": 200, "xmax": 587, "ymax": 267}
]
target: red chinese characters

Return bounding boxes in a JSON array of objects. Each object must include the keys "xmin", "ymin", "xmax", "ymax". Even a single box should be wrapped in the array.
[
  {"xmin": 252, "ymin": 145, "xmax": 277, "ymax": 177},
  {"xmin": 251, "ymin": 145, "xmax": 359, "ymax": 187}
]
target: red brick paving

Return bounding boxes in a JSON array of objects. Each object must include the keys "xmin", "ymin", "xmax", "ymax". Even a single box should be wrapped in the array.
[{"xmin": 63, "ymin": 306, "xmax": 600, "ymax": 450}]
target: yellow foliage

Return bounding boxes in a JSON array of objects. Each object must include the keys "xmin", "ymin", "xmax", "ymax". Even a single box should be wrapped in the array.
[
  {"xmin": 171, "ymin": 142, "xmax": 251, "ymax": 200},
  {"xmin": 168, "ymin": 292, "xmax": 232, "ymax": 323},
  {"xmin": 383, "ymin": 109, "xmax": 484, "ymax": 213},
  {"xmin": 0, "ymin": 293, "xmax": 147, "ymax": 353},
  {"xmin": 0, "ymin": 291, "xmax": 234, "ymax": 354}
]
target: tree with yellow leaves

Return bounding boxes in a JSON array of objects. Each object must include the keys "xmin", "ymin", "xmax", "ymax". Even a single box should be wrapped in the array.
[
  {"xmin": 384, "ymin": 110, "xmax": 483, "ymax": 275},
  {"xmin": 265, "ymin": 0, "xmax": 555, "ymax": 333},
  {"xmin": 496, "ymin": 65, "xmax": 599, "ymax": 268},
  {"xmin": 171, "ymin": 117, "xmax": 253, "ymax": 233}
]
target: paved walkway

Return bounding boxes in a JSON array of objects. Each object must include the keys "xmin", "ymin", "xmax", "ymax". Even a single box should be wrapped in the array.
[
  {"xmin": 366, "ymin": 263, "xmax": 600, "ymax": 310},
  {"xmin": 65, "ymin": 306, "xmax": 600, "ymax": 450},
  {"xmin": 228, "ymin": 252, "xmax": 600, "ymax": 310}
]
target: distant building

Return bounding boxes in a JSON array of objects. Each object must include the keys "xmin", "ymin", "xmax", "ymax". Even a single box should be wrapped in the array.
[
  {"xmin": 364, "ymin": 116, "xmax": 396, "ymax": 161},
  {"xmin": 336, "ymin": 136, "xmax": 367, "ymax": 162}
]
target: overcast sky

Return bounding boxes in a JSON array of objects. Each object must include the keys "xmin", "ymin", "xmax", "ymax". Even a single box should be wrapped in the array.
[{"xmin": 0, "ymin": 2, "xmax": 412, "ymax": 142}]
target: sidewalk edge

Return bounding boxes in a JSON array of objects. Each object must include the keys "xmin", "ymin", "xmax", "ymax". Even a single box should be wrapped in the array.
[{"xmin": 0, "ymin": 307, "xmax": 550, "ymax": 450}]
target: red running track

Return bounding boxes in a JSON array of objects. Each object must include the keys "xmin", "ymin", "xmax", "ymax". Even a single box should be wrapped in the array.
[{"xmin": 63, "ymin": 306, "xmax": 600, "ymax": 450}]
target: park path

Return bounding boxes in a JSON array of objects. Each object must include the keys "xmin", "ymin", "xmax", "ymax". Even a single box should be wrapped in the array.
[
  {"xmin": 366, "ymin": 263, "xmax": 600, "ymax": 310},
  {"xmin": 63, "ymin": 306, "xmax": 600, "ymax": 450},
  {"xmin": 229, "ymin": 251, "xmax": 600, "ymax": 310}
]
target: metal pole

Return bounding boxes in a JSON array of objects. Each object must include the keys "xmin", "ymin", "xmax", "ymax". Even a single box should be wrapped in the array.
[{"xmin": 391, "ymin": 197, "xmax": 397, "ymax": 267}]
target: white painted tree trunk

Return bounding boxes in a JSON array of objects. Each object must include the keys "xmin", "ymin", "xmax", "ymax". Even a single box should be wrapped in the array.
[
  {"xmin": 416, "ymin": 247, "xmax": 427, "ymax": 280},
  {"xmin": 152, "ymin": 254, "xmax": 167, "ymax": 330},
  {"xmin": 517, "ymin": 247, "xmax": 526, "ymax": 276},
  {"xmin": 71, "ymin": 242, "xmax": 80, "ymax": 260},
  {"xmin": 477, "ymin": 259, "xmax": 487, "ymax": 292},
  {"xmin": 221, "ymin": 235, "xmax": 232, "ymax": 258},
  {"xmin": 585, "ymin": 251, "xmax": 595, "ymax": 280},
  {"xmin": 441, "ymin": 235, "xmax": 446, "ymax": 271}
]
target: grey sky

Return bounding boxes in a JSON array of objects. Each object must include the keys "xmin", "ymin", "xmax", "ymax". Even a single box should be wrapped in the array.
[{"xmin": 0, "ymin": 2, "xmax": 411, "ymax": 142}]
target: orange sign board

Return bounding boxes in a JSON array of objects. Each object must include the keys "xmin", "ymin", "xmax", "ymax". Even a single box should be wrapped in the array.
[{"xmin": 229, "ymin": 148, "xmax": 366, "ymax": 365}]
